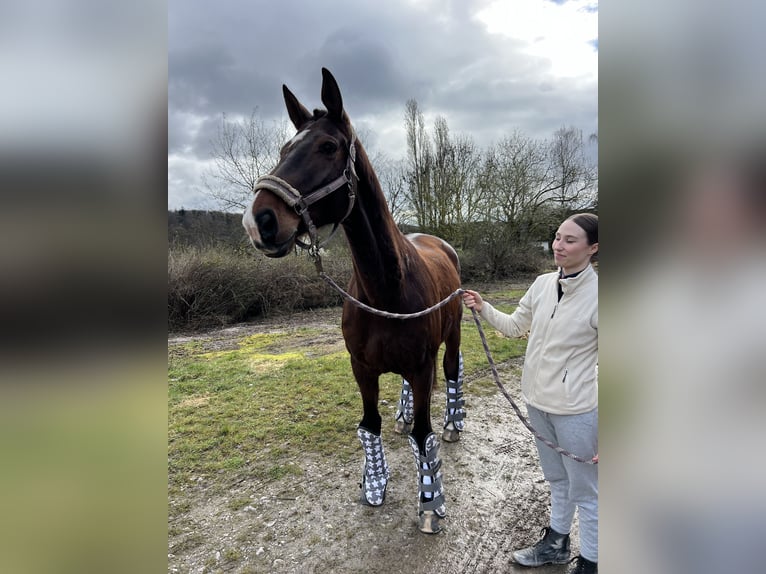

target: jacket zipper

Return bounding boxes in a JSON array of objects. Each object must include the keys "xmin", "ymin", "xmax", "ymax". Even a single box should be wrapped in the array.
[
  {"xmin": 551, "ymin": 303, "xmax": 558, "ymax": 319},
  {"xmin": 562, "ymin": 369, "xmax": 568, "ymax": 383}
]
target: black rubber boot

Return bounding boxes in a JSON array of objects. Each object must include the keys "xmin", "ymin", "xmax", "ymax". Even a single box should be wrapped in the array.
[
  {"xmin": 512, "ymin": 526, "xmax": 571, "ymax": 566},
  {"xmin": 567, "ymin": 555, "xmax": 597, "ymax": 573}
]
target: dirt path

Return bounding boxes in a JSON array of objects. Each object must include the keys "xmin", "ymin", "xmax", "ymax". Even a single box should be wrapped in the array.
[{"xmin": 169, "ymin": 306, "xmax": 581, "ymax": 574}]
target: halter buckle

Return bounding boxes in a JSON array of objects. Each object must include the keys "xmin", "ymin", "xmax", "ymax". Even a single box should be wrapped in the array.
[
  {"xmin": 309, "ymin": 244, "xmax": 324, "ymax": 273},
  {"xmin": 293, "ymin": 197, "xmax": 308, "ymax": 216}
]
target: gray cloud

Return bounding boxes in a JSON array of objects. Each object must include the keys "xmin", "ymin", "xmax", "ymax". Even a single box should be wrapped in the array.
[{"xmin": 169, "ymin": 0, "xmax": 597, "ymax": 209}]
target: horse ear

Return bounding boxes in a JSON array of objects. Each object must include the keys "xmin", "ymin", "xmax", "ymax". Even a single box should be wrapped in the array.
[
  {"xmin": 320, "ymin": 67, "xmax": 344, "ymax": 120},
  {"xmin": 283, "ymin": 84, "xmax": 312, "ymax": 129}
]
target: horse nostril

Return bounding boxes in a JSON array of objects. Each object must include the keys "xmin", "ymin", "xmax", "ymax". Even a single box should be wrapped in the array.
[{"xmin": 255, "ymin": 209, "xmax": 278, "ymax": 243}]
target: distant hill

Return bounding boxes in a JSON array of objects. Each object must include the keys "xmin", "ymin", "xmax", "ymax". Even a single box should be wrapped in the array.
[{"xmin": 168, "ymin": 210, "xmax": 250, "ymax": 248}]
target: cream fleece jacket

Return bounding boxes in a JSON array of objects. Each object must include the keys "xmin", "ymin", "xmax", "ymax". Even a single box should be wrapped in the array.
[{"xmin": 479, "ymin": 264, "xmax": 598, "ymax": 415}]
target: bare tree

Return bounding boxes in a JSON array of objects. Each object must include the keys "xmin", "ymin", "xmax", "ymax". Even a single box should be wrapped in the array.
[
  {"xmin": 449, "ymin": 133, "xmax": 482, "ymax": 229},
  {"xmin": 403, "ymin": 99, "xmax": 434, "ymax": 231},
  {"xmin": 481, "ymin": 128, "xmax": 597, "ymax": 241},
  {"xmin": 488, "ymin": 132, "xmax": 549, "ymax": 233},
  {"xmin": 470, "ymin": 131, "xmax": 564, "ymax": 272},
  {"xmin": 201, "ymin": 110, "xmax": 290, "ymax": 212},
  {"xmin": 431, "ymin": 116, "xmax": 453, "ymax": 229},
  {"xmin": 429, "ymin": 117, "xmax": 482, "ymax": 245},
  {"xmin": 403, "ymin": 106, "xmax": 482, "ymax": 242},
  {"xmin": 547, "ymin": 126, "xmax": 598, "ymax": 219},
  {"xmin": 371, "ymin": 152, "xmax": 411, "ymax": 226}
]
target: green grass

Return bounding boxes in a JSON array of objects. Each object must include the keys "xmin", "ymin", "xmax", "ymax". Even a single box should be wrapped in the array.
[
  {"xmin": 168, "ymin": 285, "xmax": 529, "ymax": 501},
  {"xmin": 485, "ymin": 288, "xmax": 527, "ymax": 302}
]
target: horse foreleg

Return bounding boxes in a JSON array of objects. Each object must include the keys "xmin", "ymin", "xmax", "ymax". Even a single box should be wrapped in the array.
[
  {"xmin": 353, "ymin": 363, "xmax": 389, "ymax": 506},
  {"xmin": 409, "ymin": 368, "xmax": 446, "ymax": 534}
]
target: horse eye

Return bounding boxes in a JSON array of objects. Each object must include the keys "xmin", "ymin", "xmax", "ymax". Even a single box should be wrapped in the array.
[{"xmin": 319, "ymin": 141, "xmax": 338, "ymax": 154}]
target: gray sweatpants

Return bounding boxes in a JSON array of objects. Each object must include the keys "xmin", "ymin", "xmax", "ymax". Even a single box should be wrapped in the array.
[{"xmin": 527, "ymin": 405, "xmax": 598, "ymax": 563}]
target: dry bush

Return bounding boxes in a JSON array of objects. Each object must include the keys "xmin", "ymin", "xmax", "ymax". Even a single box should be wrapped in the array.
[
  {"xmin": 168, "ymin": 245, "xmax": 352, "ymax": 332},
  {"xmin": 459, "ymin": 245, "xmax": 549, "ymax": 283},
  {"xmin": 168, "ymin": 235, "xmax": 548, "ymax": 332}
]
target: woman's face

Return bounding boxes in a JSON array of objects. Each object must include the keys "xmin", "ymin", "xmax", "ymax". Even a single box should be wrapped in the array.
[{"xmin": 553, "ymin": 219, "xmax": 598, "ymax": 273}]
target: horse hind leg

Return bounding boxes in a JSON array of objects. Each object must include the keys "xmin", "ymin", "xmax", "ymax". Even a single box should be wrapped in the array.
[
  {"xmin": 408, "ymin": 370, "xmax": 446, "ymax": 534},
  {"xmin": 442, "ymin": 349, "xmax": 465, "ymax": 443},
  {"xmin": 393, "ymin": 378, "xmax": 414, "ymax": 434}
]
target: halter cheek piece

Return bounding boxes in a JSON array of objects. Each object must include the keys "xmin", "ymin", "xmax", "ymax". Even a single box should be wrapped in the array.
[{"xmin": 252, "ymin": 136, "xmax": 358, "ymax": 253}]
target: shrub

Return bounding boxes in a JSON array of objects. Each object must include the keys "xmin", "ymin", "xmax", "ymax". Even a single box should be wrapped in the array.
[
  {"xmin": 168, "ymin": 244, "xmax": 352, "ymax": 331},
  {"xmin": 167, "ymin": 234, "xmax": 550, "ymax": 331},
  {"xmin": 458, "ymin": 244, "xmax": 549, "ymax": 283}
]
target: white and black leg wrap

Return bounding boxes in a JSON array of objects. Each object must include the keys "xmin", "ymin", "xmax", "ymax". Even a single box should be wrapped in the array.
[
  {"xmin": 408, "ymin": 432, "xmax": 446, "ymax": 519},
  {"xmin": 357, "ymin": 427, "xmax": 390, "ymax": 506},
  {"xmin": 395, "ymin": 378, "xmax": 414, "ymax": 424},
  {"xmin": 443, "ymin": 351, "xmax": 465, "ymax": 432},
  {"xmin": 394, "ymin": 378, "xmax": 414, "ymax": 434}
]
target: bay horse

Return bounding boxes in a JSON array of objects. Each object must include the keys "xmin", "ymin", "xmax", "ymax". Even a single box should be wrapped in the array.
[{"xmin": 242, "ymin": 68, "xmax": 464, "ymax": 534}]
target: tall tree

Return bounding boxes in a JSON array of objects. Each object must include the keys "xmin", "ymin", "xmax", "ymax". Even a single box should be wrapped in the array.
[
  {"xmin": 403, "ymin": 99, "xmax": 434, "ymax": 231},
  {"xmin": 430, "ymin": 117, "xmax": 481, "ymax": 245}
]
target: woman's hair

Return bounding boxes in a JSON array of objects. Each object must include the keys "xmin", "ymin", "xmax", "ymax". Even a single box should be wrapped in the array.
[{"xmin": 567, "ymin": 212, "xmax": 598, "ymax": 260}]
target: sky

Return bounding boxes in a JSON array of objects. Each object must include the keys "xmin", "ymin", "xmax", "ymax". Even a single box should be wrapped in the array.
[{"xmin": 168, "ymin": 0, "xmax": 598, "ymax": 210}]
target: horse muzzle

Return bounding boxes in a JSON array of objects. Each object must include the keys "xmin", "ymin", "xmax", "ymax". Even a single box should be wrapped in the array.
[
  {"xmin": 253, "ymin": 234, "xmax": 297, "ymax": 258},
  {"xmin": 248, "ymin": 226, "xmax": 298, "ymax": 258},
  {"xmin": 243, "ymin": 200, "xmax": 301, "ymax": 257}
]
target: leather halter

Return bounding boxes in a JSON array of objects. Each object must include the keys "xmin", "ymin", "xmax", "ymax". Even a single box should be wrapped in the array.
[{"xmin": 253, "ymin": 135, "xmax": 358, "ymax": 252}]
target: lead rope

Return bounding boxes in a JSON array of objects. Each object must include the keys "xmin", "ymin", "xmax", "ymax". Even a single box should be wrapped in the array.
[
  {"xmin": 318, "ymin": 271, "xmax": 463, "ymax": 318},
  {"xmin": 312, "ymin": 253, "xmax": 597, "ymax": 465}
]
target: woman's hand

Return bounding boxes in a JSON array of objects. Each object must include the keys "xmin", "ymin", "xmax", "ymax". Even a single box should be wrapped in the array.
[{"xmin": 461, "ymin": 289, "xmax": 484, "ymax": 313}]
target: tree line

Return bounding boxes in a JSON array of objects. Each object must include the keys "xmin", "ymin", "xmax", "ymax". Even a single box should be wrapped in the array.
[{"xmin": 197, "ymin": 101, "xmax": 597, "ymax": 277}]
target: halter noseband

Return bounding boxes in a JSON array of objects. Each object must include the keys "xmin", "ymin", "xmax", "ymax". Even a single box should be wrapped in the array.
[{"xmin": 253, "ymin": 135, "xmax": 358, "ymax": 253}]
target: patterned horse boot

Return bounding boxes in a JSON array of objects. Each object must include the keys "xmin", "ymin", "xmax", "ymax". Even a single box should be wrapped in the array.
[
  {"xmin": 442, "ymin": 351, "xmax": 465, "ymax": 442},
  {"xmin": 408, "ymin": 432, "xmax": 446, "ymax": 534},
  {"xmin": 357, "ymin": 427, "xmax": 390, "ymax": 506},
  {"xmin": 393, "ymin": 378, "xmax": 414, "ymax": 434}
]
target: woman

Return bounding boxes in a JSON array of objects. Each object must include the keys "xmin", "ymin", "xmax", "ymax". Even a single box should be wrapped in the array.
[{"xmin": 462, "ymin": 213, "xmax": 598, "ymax": 574}]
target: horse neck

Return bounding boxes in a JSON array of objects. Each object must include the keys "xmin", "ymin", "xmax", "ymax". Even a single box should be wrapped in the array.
[{"xmin": 342, "ymin": 143, "xmax": 409, "ymax": 303}]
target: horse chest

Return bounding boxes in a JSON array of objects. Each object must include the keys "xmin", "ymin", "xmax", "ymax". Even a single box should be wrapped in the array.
[{"xmin": 343, "ymin": 323, "xmax": 431, "ymax": 373}]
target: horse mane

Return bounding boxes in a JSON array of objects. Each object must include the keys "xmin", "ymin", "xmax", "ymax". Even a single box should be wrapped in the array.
[
  {"xmin": 346, "ymin": 128, "xmax": 412, "ymax": 285},
  {"xmin": 303, "ymin": 106, "xmax": 411, "ymax": 286}
]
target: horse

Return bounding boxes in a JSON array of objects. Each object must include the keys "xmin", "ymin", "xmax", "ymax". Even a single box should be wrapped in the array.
[{"xmin": 242, "ymin": 68, "xmax": 464, "ymax": 534}]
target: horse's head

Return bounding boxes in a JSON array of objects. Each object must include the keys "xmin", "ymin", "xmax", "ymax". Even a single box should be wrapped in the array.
[{"xmin": 243, "ymin": 68, "xmax": 357, "ymax": 257}]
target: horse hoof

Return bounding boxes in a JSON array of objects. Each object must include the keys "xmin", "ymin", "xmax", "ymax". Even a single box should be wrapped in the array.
[
  {"xmin": 394, "ymin": 420, "xmax": 413, "ymax": 435},
  {"xmin": 418, "ymin": 511, "xmax": 443, "ymax": 534},
  {"xmin": 359, "ymin": 488, "xmax": 386, "ymax": 507},
  {"xmin": 441, "ymin": 427, "xmax": 460, "ymax": 442}
]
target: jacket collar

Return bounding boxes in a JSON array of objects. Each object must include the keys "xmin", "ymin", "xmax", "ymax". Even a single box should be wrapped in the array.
[{"xmin": 558, "ymin": 264, "xmax": 596, "ymax": 295}]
